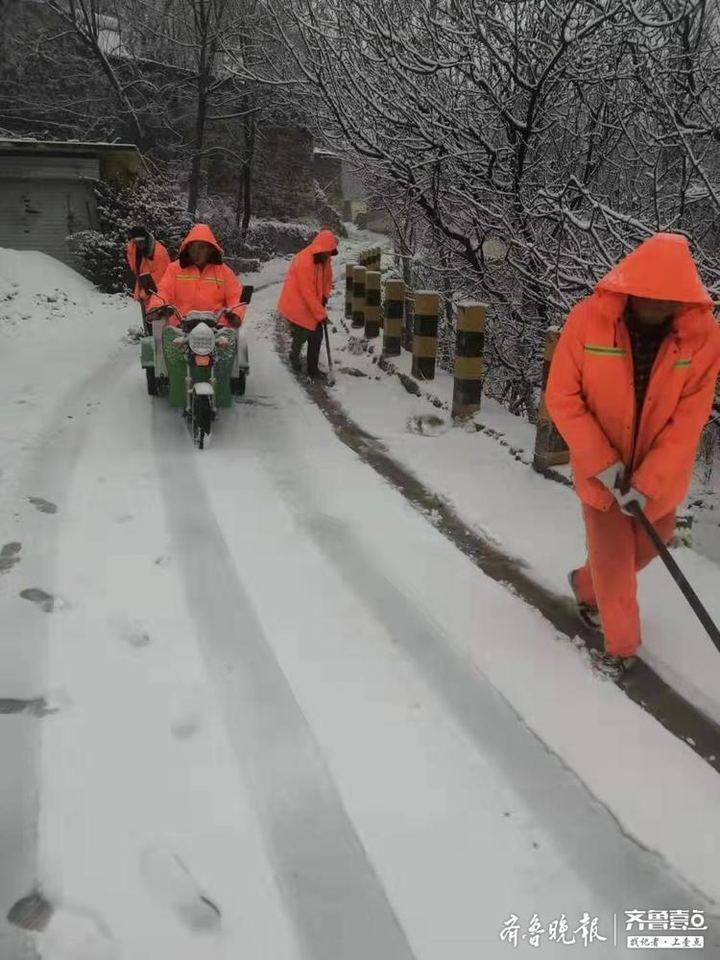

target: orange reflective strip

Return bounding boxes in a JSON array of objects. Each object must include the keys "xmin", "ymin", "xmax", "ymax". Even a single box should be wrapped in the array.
[{"xmin": 175, "ymin": 275, "xmax": 223, "ymax": 284}]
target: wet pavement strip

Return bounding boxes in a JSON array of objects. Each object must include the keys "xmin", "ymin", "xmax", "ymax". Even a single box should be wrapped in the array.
[{"xmin": 273, "ymin": 319, "xmax": 720, "ymax": 775}]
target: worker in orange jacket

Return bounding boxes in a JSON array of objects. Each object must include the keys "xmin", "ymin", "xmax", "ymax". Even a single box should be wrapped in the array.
[
  {"xmin": 146, "ymin": 223, "xmax": 246, "ymax": 327},
  {"xmin": 546, "ymin": 233, "xmax": 720, "ymax": 673},
  {"xmin": 126, "ymin": 226, "xmax": 170, "ymax": 331},
  {"xmin": 146, "ymin": 224, "xmax": 249, "ymax": 405},
  {"xmin": 277, "ymin": 229, "xmax": 338, "ymax": 379}
]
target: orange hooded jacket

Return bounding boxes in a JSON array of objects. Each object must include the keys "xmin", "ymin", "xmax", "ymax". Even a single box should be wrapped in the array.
[
  {"xmin": 147, "ymin": 224, "xmax": 245, "ymax": 327},
  {"xmin": 126, "ymin": 235, "xmax": 170, "ymax": 302},
  {"xmin": 277, "ymin": 230, "xmax": 338, "ymax": 331},
  {"xmin": 546, "ymin": 233, "xmax": 720, "ymax": 521}
]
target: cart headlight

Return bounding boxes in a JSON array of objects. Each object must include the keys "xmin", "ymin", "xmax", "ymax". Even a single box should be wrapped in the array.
[{"xmin": 188, "ymin": 323, "xmax": 215, "ymax": 356}]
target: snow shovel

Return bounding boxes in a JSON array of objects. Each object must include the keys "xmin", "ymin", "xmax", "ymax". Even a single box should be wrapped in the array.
[
  {"xmin": 629, "ymin": 501, "xmax": 720, "ymax": 654},
  {"xmin": 322, "ymin": 321, "xmax": 336, "ymax": 386}
]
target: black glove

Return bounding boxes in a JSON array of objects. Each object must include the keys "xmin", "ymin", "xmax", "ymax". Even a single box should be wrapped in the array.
[
  {"xmin": 146, "ymin": 305, "xmax": 172, "ymax": 322},
  {"xmin": 225, "ymin": 312, "xmax": 243, "ymax": 328},
  {"xmin": 322, "ymin": 295, "xmax": 328, "ymax": 308},
  {"xmin": 138, "ymin": 273, "xmax": 157, "ymax": 296}
]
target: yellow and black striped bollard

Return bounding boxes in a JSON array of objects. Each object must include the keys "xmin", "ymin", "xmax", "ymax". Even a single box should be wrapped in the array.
[
  {"xmin": 452, "ymin": 302, "xmax": 487, "ymax": 420},
  {"xmin": 403, "ymin": 294, "xmax": 414, "ymax": 352},
  {"xmin": 345, "ymin": 264, "xmax": 354, "ymax": 320},
  {"xmin": 364, "ymin": 271, "xmax": 381, "ymax": 338},
  {"xmin": 533, "ymin": 326, "xmax": 569, "ymax": 471},
  {"xmin": 411, "ymin": 291, "xmax": 440, "ymax": 380},
  {"xmin": 383, "ymin": 280, "xmax": 405, "ymax": 357},
  {"xmin": 352, "ymin": 265, "xmax": 367, "ymax": 330}
]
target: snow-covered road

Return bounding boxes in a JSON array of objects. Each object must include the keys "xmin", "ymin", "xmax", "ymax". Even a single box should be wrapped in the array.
[{"xmin": 1, "ymin": 247, "xmax": 719, "ymax": 958}]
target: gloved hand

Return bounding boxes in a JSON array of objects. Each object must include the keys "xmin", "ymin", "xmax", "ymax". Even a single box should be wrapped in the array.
[
  {"xmin": 225, "ymin": 312, "xmax": 243, "ymax": 328},
  {"xmin": 595, "ymin": 462, "xmax": 647, "ymax": 517},
  {"xmin": 617, "ymin": 487, "xmax": 648, "ymax": 517},
  {"xmin": 138, "ymin": 273, "xmax": 157, "ymax": 296},
  {"xmin": 322, "ymin": 295, "xmax": 328, "ymax": 308},
  {"xmin": 146, "ymin": 305, "xmax": 172, "ymax": 322},
  {"xmin": 595, "ymin": 461, "xmax": 624, "ymax": 496}
]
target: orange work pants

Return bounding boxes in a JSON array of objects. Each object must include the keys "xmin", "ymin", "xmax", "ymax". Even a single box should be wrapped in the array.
[{"xmin": 573, "ymin": 503, "xmax": 676, "ymax": 658}]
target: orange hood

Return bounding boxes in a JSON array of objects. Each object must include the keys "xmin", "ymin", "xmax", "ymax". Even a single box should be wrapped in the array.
[
  {"xmin": 179, "ymin": 223, "xmax": 223, "ymax": 255},
  {"xmin": 595, "ymin": 233, "xmax": 710, "ymax": 305},
  {"xmin": 309, "ymin": 229, "xmax": 338, "ymax": 255}
]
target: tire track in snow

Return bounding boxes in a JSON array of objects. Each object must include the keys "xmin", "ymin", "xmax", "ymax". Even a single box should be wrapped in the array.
[
  {"xmin": 151, "ymin": 404, "xmax": 416, "ymax": 960},
  {"xmin": 241, "ymin": 364, "xmax": 720, "ymax": 935},
  {"xmin": 273, "ymin": 317, "xmax": 720, "ymax": 774},
  {"xmin": 300, "ymin": 510, "xmax": 720, "ymax": 920},
  {"xmin": 273, "ymin": 312, "xmax": 720, "ymax": 772}
]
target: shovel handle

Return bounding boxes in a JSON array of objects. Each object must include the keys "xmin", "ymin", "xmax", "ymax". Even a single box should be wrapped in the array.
[
  {"xmin": 630, "ymin": 503, "xmax": 720, "ymax": 652},
  {"xmin": 323, "ymin": 322, "xmax": 334, "ymax": 374}
]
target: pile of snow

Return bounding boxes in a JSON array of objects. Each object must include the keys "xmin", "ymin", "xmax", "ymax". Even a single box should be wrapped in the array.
[
  {"xmin": 0, "ymin": 249, "xmax": 136, "ymax": 494},
  {"xmin": 0, "ymin": 249, "xmax": 109, "ymax": 335}
]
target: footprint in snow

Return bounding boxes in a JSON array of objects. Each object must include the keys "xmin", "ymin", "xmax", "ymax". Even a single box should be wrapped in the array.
[
  {"xmin": 20, "ymin": 587, "xmax": 57, "ymax": 613},
  {"xmin": 170, "ymin": 696, "xmax": 204, "ymax": 741},
  {"xmin": 28, "ymin": 497, "xmax": 58, "ymax": 515},
  {"xmin": 0, "ymin": 541, "xmax": 21, "ymax": 574},
  {"xmin": 170, "ymin": 714, "xmax": 201, "ymax": 740},
  {"xmin": 7, "ymin": 889, "xmax": 54, "ymax": 932},
  {"xmin": 406, "ymin": 414, "xmax": 450, "ymax": 437},
  {"xmin": 0, "ymin": 696, "xmax": 61, "ymax": 717},
  {"xmin": 111, "ymin": 616, "xmax": 151, "ymax": 649},
  {"xmin": 140, "ymin": 846, "xmax": 221, "ymax": 932}
]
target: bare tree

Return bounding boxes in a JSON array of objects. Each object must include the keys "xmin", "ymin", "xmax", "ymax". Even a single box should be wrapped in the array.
[
  {"xmin": 1, "ymin": 0, "xmax": 281, "ymax": 217},
  {"xmin": 245, "ymin": 0, "xmax": 720, "ymax": 411}
]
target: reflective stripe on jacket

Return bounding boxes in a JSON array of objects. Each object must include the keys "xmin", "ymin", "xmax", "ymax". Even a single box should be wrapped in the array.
[{"xmin": 147, "ymin": 224, "xmax": 244, "ymax": 327}]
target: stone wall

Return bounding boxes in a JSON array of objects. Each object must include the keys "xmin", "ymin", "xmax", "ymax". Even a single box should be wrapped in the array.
[
  {"xmin": 254, "ymin": 126, "xmax": 315, "ymax": 219},
  {"xmin": 206, "ymin": 123, "xmax": 316, "ymax": 221}
]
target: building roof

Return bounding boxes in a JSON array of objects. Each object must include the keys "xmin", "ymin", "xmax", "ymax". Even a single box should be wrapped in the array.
[{"xmin": 0, "ymin": 138, "xmax": 139, "ymax": 157}]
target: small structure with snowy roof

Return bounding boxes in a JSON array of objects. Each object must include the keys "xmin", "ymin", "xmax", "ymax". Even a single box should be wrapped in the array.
[{"xmin": 0, "ymin": 139, "xmax": 140, "ymax": 265}]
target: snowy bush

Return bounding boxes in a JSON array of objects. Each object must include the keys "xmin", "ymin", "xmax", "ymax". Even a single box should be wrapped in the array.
[
  {"xmin": 68, "ymin": 176, "xmax": 193, "ymax": 293},
  {"xmin": 69, "ymin": 177, "xmax": 321, "ymax": 292},
  {"xmin": 244, "ymin": 220, "xmax": 316, "ymax": 258},
  {"xmin": 67, "ymin": 229, "xmax": 126, "ymax": 294},
  {"xmin": 199, "ymin": 197, "xmax": 320, "ymax": 259},
  {"xmin": 313, "ymin": 182, "xmax": 347, "ymax": 239},
  {"xmin": 195, "ymin": 195, "xmax": 252, "ymax": 260}
]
